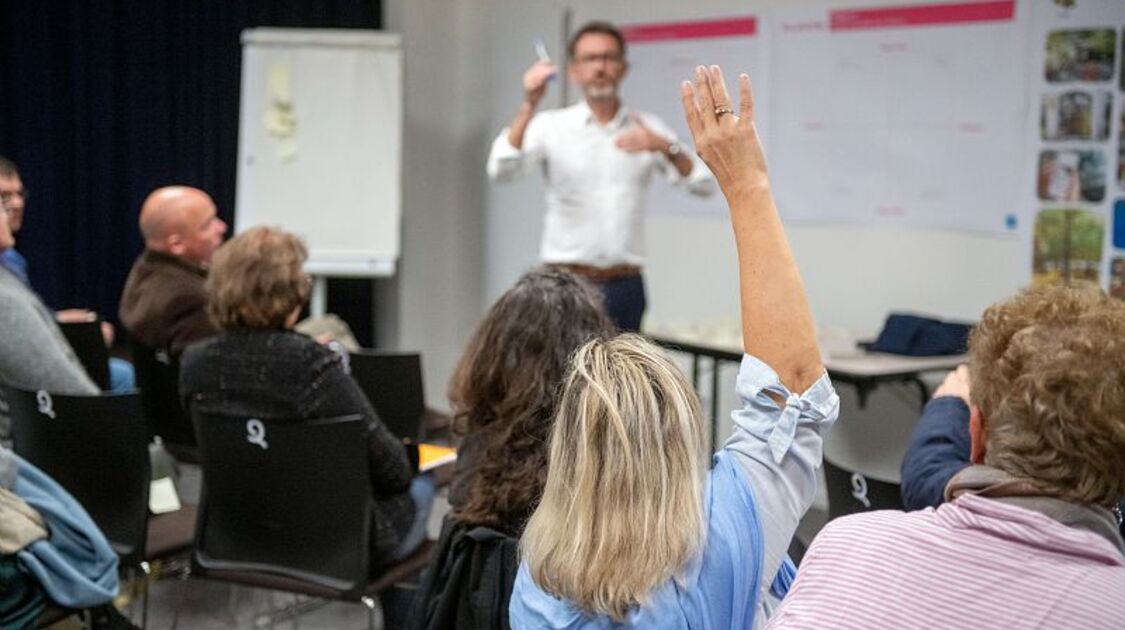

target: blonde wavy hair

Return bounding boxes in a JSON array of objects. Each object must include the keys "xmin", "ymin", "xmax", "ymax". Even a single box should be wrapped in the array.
[
  {"xmin": 520, "ymin": 334, "xmax": 707, "ymax": 622},
  {"xmin": 969, "ymin": 283, "xmax": 1125, "ymax": 506},
  {"xmin": 206, "ymin": 226, "xmax": 310, "ymax": 330}
]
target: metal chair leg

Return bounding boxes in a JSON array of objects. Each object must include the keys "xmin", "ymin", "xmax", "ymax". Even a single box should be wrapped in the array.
[
  {"xmin": 362, "ymin": 596, "xmax": 377, "ymax": 630},
  {"xmin": 169, "ymin": 563, "xmax": 189, "ymax": 630},
  {"xmin": 140, "ymin": 561, "xmax": 152, "ymax": 629}
]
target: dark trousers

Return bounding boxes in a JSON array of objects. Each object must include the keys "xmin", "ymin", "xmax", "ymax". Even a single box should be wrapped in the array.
[{"xmin": 594, "ymin": 273, "xmax": 646, "ymax": 333}]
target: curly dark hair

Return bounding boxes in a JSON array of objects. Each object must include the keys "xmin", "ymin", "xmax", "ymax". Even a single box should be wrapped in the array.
[{"xmin": 449, "ymin": 266, "xmax": 615, "ymax": 534}]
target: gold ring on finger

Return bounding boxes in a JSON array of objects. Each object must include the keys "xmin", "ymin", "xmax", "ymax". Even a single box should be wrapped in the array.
[{"xmin": 714, "ymin": 105, "xmax": 734, "ymax": 116}]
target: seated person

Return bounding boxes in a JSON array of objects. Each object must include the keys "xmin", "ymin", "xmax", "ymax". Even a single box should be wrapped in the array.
[
  {"xmin": 448, "ymin": 266, "xmax": 614, "ymax": 535},
  {"xmin": 179, "ymin": 227, "xmax": 432, "ymax": 565},
  {"xmin": 119, "ymin": 186, "xmax": 357, "ymax": 356},
  {"xmin": 902, "ymin": 365, "xmax": 1125, "ymax": 537},
  {"xmin": 0, "ymin": 197, "xmax": 97, "ymax": 446},
  {"xmin": 766, "ymin": 284, "xmax": 1125, "ymax": 628},
  {"xmin": 120, "ymin": 186, "xmax": 226, "ymax": 358},
  {"xmin": 412, "ymin": 267, "xmax": 613, "ymax": 628},
  {"xmin": 510, "ymin": 66, "xmax": 839, "ymax": 628},
  {"xmin": 0, "ymin": 157, "xmax": 132, "ymax": 392},
  {"xmin": 0, "ymin": 156, "xmax": 29, "ymax": 285}
]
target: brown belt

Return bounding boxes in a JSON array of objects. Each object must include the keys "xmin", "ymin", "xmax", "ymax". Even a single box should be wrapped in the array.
[{"xmin": 552, "ymin": 263, "xmax": 642, "ymax": 282}]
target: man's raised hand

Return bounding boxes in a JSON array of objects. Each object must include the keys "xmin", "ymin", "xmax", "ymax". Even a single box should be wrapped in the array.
[
  {"xmin": 680, "ymin": 65, "xmax": 768, "ymax": 197},
  {"xmin": 523, "ymin": 60, "xmax": 557, "ymax": 108}
]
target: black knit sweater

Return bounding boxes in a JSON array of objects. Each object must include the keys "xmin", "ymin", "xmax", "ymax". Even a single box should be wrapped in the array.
[{"xmin": 179, "ymin": 328, "xmax": 415, "ymax": 561}]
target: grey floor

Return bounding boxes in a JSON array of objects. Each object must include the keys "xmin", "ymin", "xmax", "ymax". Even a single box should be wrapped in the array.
[{"xmin": 135, "ymin": 578, "xmax": 390, "ymax": 629}]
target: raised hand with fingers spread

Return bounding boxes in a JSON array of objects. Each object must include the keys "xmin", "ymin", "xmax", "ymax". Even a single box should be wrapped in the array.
[
  {"xmin": 681, "ymin": 67, "xmax": 769, "ymax": 200},
  {"xmin": 681, "ymin": 65, "xmax": 822, "ymax": 392}
]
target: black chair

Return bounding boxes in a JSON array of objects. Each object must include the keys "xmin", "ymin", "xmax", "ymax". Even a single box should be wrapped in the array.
[
  {"xmin": 823, "ymin": 457, "xmax": 904, "ymax": 521},
  {"xmin": 348, "ymin": 350, "xmax": 426, "ymax": 441},
  {"xmin": 4, "ymin": 385, "xmax": 197, "ymax": 627},
  {"xmin": 57, "ymin": 319, "xmax": 111, "ymax": 391},
  {"xmin": 191, "ymin": 411, "xmax": 433, "ymax": 628},
  {"xmin": 131, "ymin": 341, "xmax": 198, "ymax": 462},
  {"xmin": 6, "ymin": 386, "xmax": 149, "ymax": 561}
]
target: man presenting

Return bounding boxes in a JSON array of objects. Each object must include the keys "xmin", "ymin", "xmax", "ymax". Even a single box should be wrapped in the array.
[{"xmin": 487, "ymin": 21, "xmax": 715, "ymax": 332}]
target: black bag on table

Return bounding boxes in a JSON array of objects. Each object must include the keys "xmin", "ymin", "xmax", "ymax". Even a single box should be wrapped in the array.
[{"xmin": 869, "ymin": 314, "xmax": 972, "ymax": 356}]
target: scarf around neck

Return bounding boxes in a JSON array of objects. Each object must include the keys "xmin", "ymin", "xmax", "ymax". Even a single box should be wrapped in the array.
[{"xmin": 945, "ymin": 464, "xmax": 1124, "ymax": 556}]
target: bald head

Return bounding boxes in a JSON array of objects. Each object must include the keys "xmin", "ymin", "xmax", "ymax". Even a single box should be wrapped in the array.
[{"xmin": 139, "ymin": 186, "xmax": 227, "ymax": 266}]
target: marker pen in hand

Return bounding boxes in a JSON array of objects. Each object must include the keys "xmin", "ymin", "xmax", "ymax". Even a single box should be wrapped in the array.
[
  {"xmin": 534, "ymin": 37, "xmax": 556, "ymax": 81},
  {"xmin": 534, "ymin": 37, "xmax": 551, "ymax": 62}
]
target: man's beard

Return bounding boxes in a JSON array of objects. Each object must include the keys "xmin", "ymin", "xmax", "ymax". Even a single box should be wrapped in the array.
[{"xmin": 584, "ymin": 82, "xmax": 617, "ymax": 101}]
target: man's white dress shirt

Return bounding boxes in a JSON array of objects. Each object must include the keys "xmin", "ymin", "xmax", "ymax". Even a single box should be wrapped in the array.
[{"xmin": 487, "ymin": 101, "xmax": 714, "ymax": 268}]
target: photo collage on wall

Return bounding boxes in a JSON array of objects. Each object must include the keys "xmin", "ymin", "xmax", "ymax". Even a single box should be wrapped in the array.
[
  {"xmin": 1033, "ymin": 24, "xmax": 1117, "ymax": 289},
  {"xmin": 1116, "ymin": 27, "xmax": 1125, "ymax": 297},
  {"xmin": 1118, "ymin": 28, "xmax": 1125, "ymax": 298}
]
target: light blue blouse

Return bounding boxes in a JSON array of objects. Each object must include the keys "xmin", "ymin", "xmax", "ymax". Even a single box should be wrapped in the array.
[{"xmin": 509, "ymin": 354, "xmax": 839, "ymax": 629}]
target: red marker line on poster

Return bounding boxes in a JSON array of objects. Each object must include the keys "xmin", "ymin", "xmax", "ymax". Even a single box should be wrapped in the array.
[
  {"xmin": 831, "ymin": 0, "xmax": 1014, "ymax": 31},
  {"xmin": 621, "ymin": 17, "xmax": 757, "ymax": 43}
]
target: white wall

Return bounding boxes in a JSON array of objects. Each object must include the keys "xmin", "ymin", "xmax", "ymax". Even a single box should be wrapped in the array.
[
  {"xmin": 387, "ymin": 0, "xmax": 1028, "ymax": 424},
  {"xmin": 382, "ymin": 0, "xmax": 492, "ymax": 408}
]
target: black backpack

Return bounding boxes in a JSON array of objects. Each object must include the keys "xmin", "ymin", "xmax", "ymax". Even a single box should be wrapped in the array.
[{"xmin": 410, "ymin": 516, "xmax": 520, "ymax": 630}]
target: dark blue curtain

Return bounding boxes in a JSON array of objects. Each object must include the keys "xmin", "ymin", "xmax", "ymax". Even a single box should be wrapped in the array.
[{"xmin": 0, "ymin": 1, "xmax": 379, "ymax": 343}]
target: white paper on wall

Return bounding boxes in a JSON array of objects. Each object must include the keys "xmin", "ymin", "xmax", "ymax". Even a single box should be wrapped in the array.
[
  {"xmin": 768, "ymin": 1, "xmax": 1027, "ymax": 234},
  {"xmin": 236, "ymin": 29, "xmax": 403, "ymax": 276},
  {"xmin": 619, "ymin": 16, "xmax": 768, "ymax": 216}
]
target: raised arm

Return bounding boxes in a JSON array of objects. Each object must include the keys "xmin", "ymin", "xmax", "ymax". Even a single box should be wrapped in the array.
[
  {"xmin": 681, "ymin": 66, "xmax": 821, "ymax": 392},
  {"xmin": 682, "ymin": 66, "xmax": 838, "ymax": 604},
  {"xmin": 508, "ymin": 60, "xmax": 555, "ymax": 149},
  {"xmin": 487, "ymin": 60, "xmax": 554, "ymax": 183},
  {"xmin": 900, "ymin": 366, "xmax": 972, "ymax": 510}
]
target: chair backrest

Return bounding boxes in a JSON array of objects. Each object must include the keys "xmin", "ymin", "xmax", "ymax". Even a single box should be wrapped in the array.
[
  {"xmin": 348, "ymin": 350, "xmax": 425, "ymax": 441},
  {"xmin": 3, "ymin": 385, "xmax": 150, "ymax": 564},
  {"xmin": 131, "ymin": 341, "xmax": 197, "ymax": 459},
  {"xmin": 823, "ymin": 457, "xmax": 904, "ymax": 521},
  {"xmin": 191, "ymin": 411, "xmax": 373, "ymax": 599},
  {"xmin": 57, "ymin": 320, "xmax": 111, "ymax": 390}
]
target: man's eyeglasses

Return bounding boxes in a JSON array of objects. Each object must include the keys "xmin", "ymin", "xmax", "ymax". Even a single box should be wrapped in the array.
[
  {"xmin": 574, "ymin": 52, "xmax": 624, "ymax": 66},
  {"xmin": 0, "ymin": 188, "xmax": 28, "ymax": 203}
]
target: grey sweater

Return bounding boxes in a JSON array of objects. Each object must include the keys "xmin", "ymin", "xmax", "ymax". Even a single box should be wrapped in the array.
[{"xmin": 0, "ymin": 266, "xmax": 98, "ymax": 445}]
